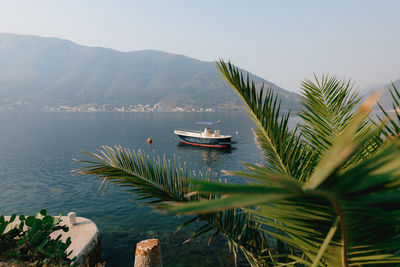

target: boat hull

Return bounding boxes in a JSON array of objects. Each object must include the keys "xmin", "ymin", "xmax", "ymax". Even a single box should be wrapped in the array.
[{"xmin": 176, "ymin": 134, "xmax": 233, "ymax": 148}]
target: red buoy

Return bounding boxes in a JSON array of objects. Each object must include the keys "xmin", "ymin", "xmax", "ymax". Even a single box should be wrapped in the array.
[{"xmin": 147, "ymin": 137, "xmax": 152, "ymax": 144}]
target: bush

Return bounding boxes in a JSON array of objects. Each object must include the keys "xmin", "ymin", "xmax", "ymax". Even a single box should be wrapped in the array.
[{"xmin": 0, "ymin": 209, "xmax": 74, "ymax": 266}]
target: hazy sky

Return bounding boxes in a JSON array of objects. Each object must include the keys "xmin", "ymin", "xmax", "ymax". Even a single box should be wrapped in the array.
[{"xmin": 0, "ymin": 0, "xmax": 399, "ymax": 92}]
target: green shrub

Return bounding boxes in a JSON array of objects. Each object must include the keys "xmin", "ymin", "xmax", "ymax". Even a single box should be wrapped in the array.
[{"xmin": 0, "ymin": 209, "xmax": 74, "ymax": 266}]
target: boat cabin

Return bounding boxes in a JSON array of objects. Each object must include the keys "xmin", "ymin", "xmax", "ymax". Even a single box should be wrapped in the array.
[{"xmin": 203, "ymin": 128, "xmax": 220, "ymax": 137}]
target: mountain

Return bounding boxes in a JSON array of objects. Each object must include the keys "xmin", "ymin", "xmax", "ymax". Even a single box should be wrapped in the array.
[
  {"xmin": 0, "ymin": 33, "xmax": 300, "ymax": 111},
  {"xmin": 362, "ymin": 79, "xmax": 400, "ymax": 110}
]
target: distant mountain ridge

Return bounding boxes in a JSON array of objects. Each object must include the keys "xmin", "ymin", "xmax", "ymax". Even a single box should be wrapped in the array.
[{"xmin": 0, "ymin": 33, "xmax": 300, "ymax": 111}]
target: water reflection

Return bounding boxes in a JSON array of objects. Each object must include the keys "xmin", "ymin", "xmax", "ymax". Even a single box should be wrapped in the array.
[{"xmin": 177, "ymin": 143, "xmax": 236, "ymax": 166}]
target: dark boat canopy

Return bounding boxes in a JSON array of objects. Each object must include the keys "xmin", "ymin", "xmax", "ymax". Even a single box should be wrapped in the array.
[{"xmin": 195, "ymin": 120, "xmax": 221, "ymax": 125}]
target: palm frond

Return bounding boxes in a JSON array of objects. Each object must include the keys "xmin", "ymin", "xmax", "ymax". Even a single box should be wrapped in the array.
[
  {"xmin": 74, "ymin": 146, "xmax": 269, "ymax": 266},
  {"xmin": 304, "ymin": 91, "xmax": 381, "ymax": 190},
  {"xmin": 300, "ymin": 75, "xmax": 385, "ymax": 171},
  {"xmin": 299, "ymin": 74, "xmax": 362, "ymax": 156},
  {"xmin": 217, "ymin": 60, "xmax": 315, "ymax": 181},
  {"xmin": 170, "ymin": 96, "xmax": 400, "ymax": 266},
  {"xmin": 74, "ymin": 146, "xmax": 203, "ymax": 203}
]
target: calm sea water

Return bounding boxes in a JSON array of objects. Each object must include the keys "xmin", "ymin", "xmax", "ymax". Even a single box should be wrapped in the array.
[{"xmin": 0, "ymin": 111, "xmax": 269, "ymax": 266}]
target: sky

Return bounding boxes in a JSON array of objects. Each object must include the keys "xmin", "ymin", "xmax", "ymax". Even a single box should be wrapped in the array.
[{"xmin": 0, "ymin": 0, "xmax": 399, "ymax": 92}]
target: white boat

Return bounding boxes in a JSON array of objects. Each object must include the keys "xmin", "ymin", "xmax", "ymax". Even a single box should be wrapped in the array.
[{"xmin": 174, "ymin": 121, "xmax": 235, "ymax": 148}]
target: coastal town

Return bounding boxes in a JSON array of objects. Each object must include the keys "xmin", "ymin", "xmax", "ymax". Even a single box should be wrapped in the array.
[
  {"xmin": 42, "ymin": 103, "xmax": 216, "ymax": 112},
  {"xmin": 2, "ymin": 101, "xmax": 243, "ymax": 112}
]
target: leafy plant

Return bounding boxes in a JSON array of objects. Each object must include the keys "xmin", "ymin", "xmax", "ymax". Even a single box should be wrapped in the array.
[
  {"xmin": 75, "ymin": 60, "xmax": 400, "ymax": 266},
  {"xmin": 0, "ymin": 209, "xmax": 74, "ymax": 266}
]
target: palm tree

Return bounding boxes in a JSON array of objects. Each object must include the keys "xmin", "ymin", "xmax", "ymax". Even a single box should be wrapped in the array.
[{"xmin": 75, "ymin": 60, "xmax": 400, "ymax": 266}]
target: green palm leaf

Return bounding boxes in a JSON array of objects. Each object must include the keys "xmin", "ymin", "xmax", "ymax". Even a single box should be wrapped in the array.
[
  {"xmin": 73, "ymin": 145, "xmax": 269, "ymax": 266},
  {"xmin": 170, "ymin": 95, "xmax": 400, "ymax": 266},
  {"xmin": 299, "ymin": 75, "xmax": 361, "ymax": 155},
  {"xmin": 217, "ymin": 60, "xmax": 314, "ymax": 181},
  {"xmin": 300, "ymin": 75, "xmax": 382, "ymax": 170}
]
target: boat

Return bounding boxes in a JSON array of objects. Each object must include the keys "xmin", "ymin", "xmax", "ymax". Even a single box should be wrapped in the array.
[{"xmin": 174, "ymin": 121, "xmax": 236, "ymax": 148}]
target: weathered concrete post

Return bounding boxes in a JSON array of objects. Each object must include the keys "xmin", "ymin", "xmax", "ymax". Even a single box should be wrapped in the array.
[{"xmin": 134, "ymin": 239, "xmax": 162, "ymax": 267}]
